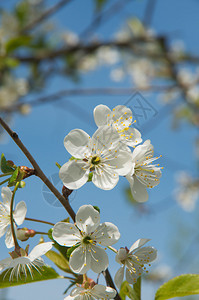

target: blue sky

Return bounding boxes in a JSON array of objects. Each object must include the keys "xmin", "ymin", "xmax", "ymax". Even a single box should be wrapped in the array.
[{"xmin": 1, "ymin": 0, "xmax": 199, "ymax": 299}]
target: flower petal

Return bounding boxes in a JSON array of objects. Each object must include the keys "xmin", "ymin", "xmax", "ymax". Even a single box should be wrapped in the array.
[
  {"xmin": 123, "ymin": 127, "xmax": 142, "ymax": 147},
  {"xmin": 126, "ymin": 267, "xmax": 140, "ymax": 284},
  {"xmin": 1, "ymin": 187, "xmax": 12, "ymax": 207},
  {"xmin": 92, "ymin": 166, "xmax": 119, "ymax": 190},
  {"xmin": 0, "ymin": 221, "xmax": 9, "ymax": 238},
  {"xmin": 13, "ymin": 201, "xmax": 27, "ymax": 225},
  {"xmin": 70, "ymin": 286, "xmax": 85, "ymax": 297},
  {"xmin": 92, "ymin": 125, "xmax": 120, "ymax": 152},
  {"xmin": 92, "ymin": 285, "xmax": 116, "ymax": 299},
  {"xmin": 115, "ymin": 248, "xmax": 128, "ymax": 264},
  {"xmin": 112, "ymin": 105, "xmax": 133, "ymax": 130},
  {"xmin": 134, "ymin": 246, "xmax": 157, "ymax": 263},
  {"xmin": 5, "ymin": 226, "xmax": 15, "ymax": 248},
  {"xmin": 29, "ymin": 242, "xmax": 53, "ymax": 261},
  {"xmin": 0, "ymin": 257, "xmax": 12, "ymax": 271},
  {"xmin": 129, "ymin": 176, "xmax": 149, "ymax": 202},
  {"xmin": 76, "ymin": 205, "xmax": 100, "ymax": 234},
  {"xmin": 64, "ymin": 129, "xmax": 92, "ymax": 158},
  {"xmin": 106, "ymin": 150, "xmax": 133, "ymax": 176},
  {"xmin": 90, "ymin": 244, "xmax": 109, "ymax": 273},
  {"xmin": 53, "ymin": 222, "xmax": 81, "ymax": 246},
  {"xmin": 93, "ymin": 222, "xmax": 120, "ymax": 246},
  {"xmin": 69, "ymin": 246, "xmax": 91, "ymax": 274},
  {"xmin": 114, "ymin": 266, "xmax": 125, "ymax": 289},
  {"xmin": 94, "ymin": 105, "xmax": 111, "ymax": 127},
  {"xmin": 59, "ymin": 160, "xmax": 89, "ymax": 190},
  {"xmin": 129, "ymin": 238, "xmax": 151, "ymax": 253}
]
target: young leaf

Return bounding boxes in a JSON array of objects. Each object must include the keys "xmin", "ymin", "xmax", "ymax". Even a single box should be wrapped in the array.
[
  {"xmin": 119, "ymin": 279, "xmax": 141, "ymax": 300},
  {"xmin": 45, "ymin": 250, "xmax": 73, "ymax": 273},
  {"xmin": 0, "ymin": 154, "xmax": 15, "ymax": 173},
  {"xmin": 0, "ymin": 266, "xmax": 61, "ymax": 289},
  {"xmin": 155, "ymin": 274, "xmax": 199, "ymax": 300}
]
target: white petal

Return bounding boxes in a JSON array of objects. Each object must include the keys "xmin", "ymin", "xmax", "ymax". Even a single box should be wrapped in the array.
[
  {"xmin": 112, "ymin": 105, "xmax": 133, "ymax": 130},
  {"xmin": 92, "ymin": 285, "xmax": 116, "ymax": 299},
  {"xmin": 130, "ymin": 176, "xmax": 149, "ymax": 202},
  {"xmin": 90, "ymin": 244, "xmax": 109, "ymax": 273},
  {"xmin": 126, "ymin": 267, "xmax": 140, "ymax": 284},
  {"xmin": 0, "ymin": 221, "xmax": 9, "ymax": 238},
  {"xmin": 122, "ymin": 128, "xmax": 142, "ymax": 147},
  {"xmin": 129, "ymin": 239, "xmax": 150, "ymax": 253},
  {"xmin": 1, "ymin": 186, "xmax": 12, "ymax": 203},
  {"xmin": 92, "ymin": 166, "xmax": 119, "ymax": 190},
  {"xmin": 53, "ymin": 222, "xmax": 81, "ymax": 246},
  {"xmin": 64, "ymin": 296, "xmax": 74, "ymax": 300},
  {"xmin": 114, "ymin": 266, "xmax": 125, "ymax": 289},
  {"xmin": 134, "ymin": 246, "xmax": 157, "ymax": 262},
  {"xmin": 115, "ymin": 248, "xmax": 128, "ymax": 263},
  {"xmin": 5, "ymin": 226, "xmax": 15, "ymax": 248},
  {"xmin": 76, "ymin": 205, "xmax": 100, "ymax": 234},
  {"xmin": 69, "ymin": 246, "xmax": 91, "ymax": 274},
  {"xmin": 70, "ymin": 286, "xmax": 85, "ymax": 297},
  {"xmin": 59, "ymin": 160, "xmax": 89, "ymax": 190},
  {"xmin": 93, "ymin": 105, "xmax": 111, "ymax": 127},
  {"xmin": 93, "ymin": 222, "xmax": 120, "ymax": 246},
  {"xmin": 92, "ymin": 125, "xmax": 120, "ymax": 152},
  {"xmin": 64, "ymin": 129, "xmax": 92, "ymax": 158},
  {"xmin": 0, "ymin": 257, "xmax": 12, "ymax": 271},
  {"xmin": 106, "ymin": 150, "xmax": 133, "ymax": 176},
  {"xmin": 29, "ymin": 242, "xmax": 53, "ymax": 261},
  {"xmin": 13, "ymin": 201, "xmax": 27, "ymax": 225}
]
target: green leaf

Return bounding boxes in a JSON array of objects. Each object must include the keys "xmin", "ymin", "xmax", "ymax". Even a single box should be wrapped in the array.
[
  {"xmin": 155, "ymin": 274, "xmax": 199, "ymax": 300},
  {"xmin": 4, "ymin": 58, "xmax": 19, "ymax": 68},
  {"xmin": 5, "ymin": 36, "xmax": 32, "ymax": 53},
  {"xmin": 120, "ymin": 279, "xmax": 141, "ymax": 300},
  {"xmin": 0, "ymin": 154, "xmax": 15, "ymax": 173},
  {"xmin": 93, "ymin": 206, "xmax": 100, "ymax": 213},
  {"xmin": 0, "ymin": 266, "xmax": 60, "ymax": 289},
  {"xmin": 45, "ymin": 250, "xmax": 72, "ymax": 273},
  {"xmin": 8, "ymin": 167, "xmax": 19, "ymax": 184}
]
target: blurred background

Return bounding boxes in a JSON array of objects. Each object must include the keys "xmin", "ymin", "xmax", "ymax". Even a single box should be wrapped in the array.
[{"xmin": 0, "ymin": 0, "xmax": 199, "ymax": 299}]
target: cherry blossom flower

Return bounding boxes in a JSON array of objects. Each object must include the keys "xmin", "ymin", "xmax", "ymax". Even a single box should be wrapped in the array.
[
  {"xmin": 59, "ymin": 125, "xmax": 133, "ymax": 190},
  {"xmin": 52, "ymin": 205, "xmax": 120, "ymax": 274},
  {"xmin": 64, "ymin": 284, "xmax": 116, "ymax": 300},
  {"xmin": 114, "ymin": 239, "xmax": 157, "ymax": 288},
  {"xmin": 0, "ymin": 187, "xmax": 27, "ymax": 248},
  {"xmin": 0, "ymin": 242, "xmax": 53, "ymax": 281},
  {"xmin": 126, "ymin": 140, "xmax": 162, "ymax": 202},
  {"xmin": 93, "ymin": 104, "xmax": 142, "ymax": 148}
]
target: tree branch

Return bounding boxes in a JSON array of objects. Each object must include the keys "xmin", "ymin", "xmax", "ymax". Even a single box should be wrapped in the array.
[
  {"xmin": 0, "ymin": 117, "xmax": 76, "ymax": 222},
  {"xmin": 22, "ymin": 0, "xmax": 73, "ymax": 32},
  {"xmin": 103, "ymin": 269, "xmax": 121, "ymax": 300}
]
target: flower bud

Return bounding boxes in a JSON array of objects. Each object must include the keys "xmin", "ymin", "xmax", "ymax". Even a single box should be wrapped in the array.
[{"xmin": 17, "ymin": 228, "xmax": 36, "ymax": 241}]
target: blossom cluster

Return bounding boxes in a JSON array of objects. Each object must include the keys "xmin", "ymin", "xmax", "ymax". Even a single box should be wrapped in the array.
[
  {"xmin": 0, "ymin": 104, "xmax": 162, "ymax": 300},
  {"xmin": 60, "ymin": 104, "xmax": 162, "ymax": 202}
]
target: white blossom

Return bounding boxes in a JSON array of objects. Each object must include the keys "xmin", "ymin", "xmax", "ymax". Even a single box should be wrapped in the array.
[
  {"xmin": 0, "ymin": 187, "xmax": 27, "ymax": 248},
  {"xmin": 59, "ymin": 125, "xmax": 133, "ymax": 190},
  {"xmin": 94, "ymin": 104, "xmax": 142, "ymax": 148},
  {"xmin": 126, "ymin": 140, "xmax": 162, "ymax": 202},
  {"xmin": 53, "ymin": 205, "xmax": 120, "ymax": 274},
  {"xmin": 64, "ymin": 284, "xmax": 116, "ymax": 300},
  {"xmin": 0, "ymin": 242, "xmax": 53, "ymax": 281},
  {"xmin": 114, "ymin": 239, "xmax": 157, "ymax": 288}
]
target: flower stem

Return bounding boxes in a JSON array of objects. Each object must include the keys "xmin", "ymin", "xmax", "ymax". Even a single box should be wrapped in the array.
[
  {"xmin": 108, "ymin": 246, "xmax": 118, "ymax": 253},
  {"xmin": 34, "ymin": 231, "xmax": 48, "ymax": 235},
  {"xmin": 25, "ymin": 217, "xmax": 55, "ymax": 226},
  {"xmin": 10, "ymin": 183, "xmax": 20, "ymax": 251}
]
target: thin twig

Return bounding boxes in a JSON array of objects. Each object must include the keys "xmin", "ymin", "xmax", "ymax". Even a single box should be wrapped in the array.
[
  {"xmin": 1, "ymin": 86, "xmax": 177, "ymax": 113},
  {"xmin": 0, "ymin": 117, "xmax": 76, "ymax": 222},
  {"xmin": 22, "ymin": 0, "xmax": 73, "ymax": 32},
  {"xmin": 143, "ymin": 0, "xmax": 157, "ymax": 27},
  {"xmin": 25, "ymin": 217, "xmax": 55, "ymax": 226}
]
